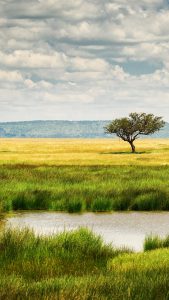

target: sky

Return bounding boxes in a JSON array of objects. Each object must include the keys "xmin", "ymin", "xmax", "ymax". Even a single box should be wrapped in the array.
[{"xmin": 1, "ymin": 0, "xmax": 169, "ymax": 121}]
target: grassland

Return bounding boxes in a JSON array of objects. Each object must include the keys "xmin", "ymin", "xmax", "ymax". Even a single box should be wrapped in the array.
[
  {"xmin": 0, "ymin": 228, "xmax": 168, "ymax": 300},
  {"xmin": 0, "ymin": 139, "xmax": 169, "ymax": 299},
  {"xmin": 0, "ymin": 138, "xmax": 169, "ymax": 212},
  {"xmin": 0, "ymin": 138, "xmax": 169, "ymax": 166}
]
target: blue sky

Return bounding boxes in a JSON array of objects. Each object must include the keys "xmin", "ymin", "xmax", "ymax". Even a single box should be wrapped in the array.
[{"xmin": 0, "ymin": 0, "xmax": 169, "ymax": 121}]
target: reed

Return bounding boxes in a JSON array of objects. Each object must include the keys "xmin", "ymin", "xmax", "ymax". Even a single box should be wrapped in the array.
[
  {"xmin": 0, "ymin": 165, "xmax": 169, "ymax": 212},
  {"xmin": 144, "ymin": 234, "xmax": 169, "ymax": 251},
  {"xmin": 0, "ymin": 228, "xmax": 168, "ymax": 299}
]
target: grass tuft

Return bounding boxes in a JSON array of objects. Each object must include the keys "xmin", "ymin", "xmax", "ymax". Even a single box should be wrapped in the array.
[
  {"xmin": 12, "ymin": 190, "xmax": 51, "ymax": 210},
  {"xmin": 66, "ymin": 198, "xmax": 84, "ymax": 213},
  {"xmin": 144, "ymin": 234, "xmax": 169, "ymax": 251},
  {"xmin": 91, "ymin": 198, "xmax": 112, "ymax": 212},
  {"xmin": 0, "ymin": 228, "xmax": 168, "ymax": 299}
]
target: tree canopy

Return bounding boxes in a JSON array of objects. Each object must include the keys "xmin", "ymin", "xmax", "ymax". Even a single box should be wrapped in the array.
[{"xmin": 105, "ymin": 113, "xmax": 165, "ymax": 153}]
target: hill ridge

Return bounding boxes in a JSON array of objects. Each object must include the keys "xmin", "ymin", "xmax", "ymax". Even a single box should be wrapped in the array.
[{"xmin": 0, "ymin": 120, "xmax": 168, "ymax": 138}]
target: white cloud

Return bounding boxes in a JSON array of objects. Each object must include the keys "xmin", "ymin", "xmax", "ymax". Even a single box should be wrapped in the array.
[
  {"xmin": 0, "ymin": 50, "xmax": 67, "ymax": 69},
  {"xmin": 0, "ymin": 70, "xmax": 23, "ymax": 82},
  {"xmin": 0, "ymin": 0, "xmax": 169, "ymax": 121}
]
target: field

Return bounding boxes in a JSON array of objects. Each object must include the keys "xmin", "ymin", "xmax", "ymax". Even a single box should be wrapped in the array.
[
  {"xmin": 0, "ymin": 138, "xmax": 169, "ymax": 212},
  {"xmin": 0, "ymin": 138, "xmax": 169, "ymax": 166},
  {"xmin": 0, "ymin": 228, "xmax": 169, "ymax": 300},
  {"xmin": 0, "ymin": 138, "xmax": 169, "ymax": 299}
]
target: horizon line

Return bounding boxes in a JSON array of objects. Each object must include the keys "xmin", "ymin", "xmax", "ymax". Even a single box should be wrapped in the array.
[{"xmin": 0, "ymin": 119, "xmax": 168, "ymax": 124}]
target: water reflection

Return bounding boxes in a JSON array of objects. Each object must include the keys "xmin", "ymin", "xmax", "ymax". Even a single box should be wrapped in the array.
[{"xmin": 6, "ymin": 211, "xmax": 169, "ymax": 251}]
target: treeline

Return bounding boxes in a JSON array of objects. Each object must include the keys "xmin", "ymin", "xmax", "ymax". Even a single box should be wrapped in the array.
[{"xmin": 0, "ymin": 120, "xmax": 168, "ymax": 138}]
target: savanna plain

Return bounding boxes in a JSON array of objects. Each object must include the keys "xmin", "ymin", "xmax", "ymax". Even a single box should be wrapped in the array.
[{"xmin": 0, "ymin": 138, "xmax": 169, "ymax": 299}]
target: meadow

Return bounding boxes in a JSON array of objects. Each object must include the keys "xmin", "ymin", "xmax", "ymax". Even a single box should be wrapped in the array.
[
  {"xmin": 0, "ymin": 138, "xmax": 169, "ymax": 212},
  {"xmin": 0, "ymin": 228, "xmax": 169, "ymax": 300},
  {"xmin": 0, "ymin": 138, "xmax": 169, "ymax": 299}
]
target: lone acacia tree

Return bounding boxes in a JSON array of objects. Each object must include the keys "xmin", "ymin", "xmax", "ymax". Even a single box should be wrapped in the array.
[{"xmin": 105, "ymin": 113, "xmax": 165, "ymax": 153}]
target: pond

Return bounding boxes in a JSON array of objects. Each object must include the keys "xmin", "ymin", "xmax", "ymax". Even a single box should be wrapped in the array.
[{"xmin": 5, "ymin": 211, "xmax": 169, "ymax": 251}]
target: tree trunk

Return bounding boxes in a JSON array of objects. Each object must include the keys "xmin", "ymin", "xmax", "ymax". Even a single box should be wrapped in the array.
[{"xmin": 129, "ymin": 141, "xmax": 136, "ymax": 153}]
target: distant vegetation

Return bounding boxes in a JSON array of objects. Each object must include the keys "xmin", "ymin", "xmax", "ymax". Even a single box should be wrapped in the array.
[
  {"xmin": 0, "ymin": 228, "xmax": 168, "ymax": 299},
  {"xmin": 0, "ymin": 120, "xmax": 168, "ymax": 138}
]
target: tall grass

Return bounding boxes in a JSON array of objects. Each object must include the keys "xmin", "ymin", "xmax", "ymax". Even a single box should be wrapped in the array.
[
  {"xmin": 0, "ymin": 139, "xmax": 169, "ymax": 213},
  {"xmin": 0, "ymin": 165, "xmax": 169, "ymax": 212},
  {"xmin": 144, "ymin": 234, "xmax": 169, "ymax": 251},
  {"xmin": 0, "ymin": 228, "xmax": 169, "ymax": 299}
]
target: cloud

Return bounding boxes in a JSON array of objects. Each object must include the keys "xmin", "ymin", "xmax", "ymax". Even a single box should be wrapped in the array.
[
  {"xmin": 0, "ymin": 0, "xmax": 169, "ymax": 121},
  {"xmin": 0, "ymin": 50, "xmax": 67, "ymax": 68},
  {"xmin": 0, "ymin": 70, "xmax": 23, "ymax": 82}
]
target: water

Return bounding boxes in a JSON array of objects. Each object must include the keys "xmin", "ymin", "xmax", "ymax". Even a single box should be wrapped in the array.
[{"xmin": 5, "ymin": 212, "xmax": 169, "ymax": 251}]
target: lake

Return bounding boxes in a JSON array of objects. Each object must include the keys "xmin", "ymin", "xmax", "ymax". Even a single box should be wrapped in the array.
[{"xmin": 5, "ymin": 211, "xmax": 169, "ymax": 251}]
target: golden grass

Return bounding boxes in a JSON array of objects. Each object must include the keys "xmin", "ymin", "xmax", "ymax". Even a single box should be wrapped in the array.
[{"xmin": 0, "ymin": 138, "xmax": 169, "ymax": 166}]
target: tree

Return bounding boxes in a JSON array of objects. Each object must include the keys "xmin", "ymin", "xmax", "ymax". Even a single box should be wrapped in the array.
[{"xmin": 105, "ymin": 113, "xmax": 165, "ymax": 153}]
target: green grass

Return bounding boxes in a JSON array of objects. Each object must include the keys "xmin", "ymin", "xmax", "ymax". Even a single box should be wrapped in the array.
[
  {"xmin": 0, "ymin": 139, "xmax": 169, "ymax": 213},
  {"xmin": 0, "ymin": 228, "xmax": 169, "ymax": 299},
  {"xmin": 0, "ymin": 140, "xmax": 169, "ymax": 299},
  {"xmin": 0, "ymin": 164, "xmax": 169, "ymax": 213},
  {"xmin": 144, "ymin": 234, "xmax": 169, "ymax": 251}
]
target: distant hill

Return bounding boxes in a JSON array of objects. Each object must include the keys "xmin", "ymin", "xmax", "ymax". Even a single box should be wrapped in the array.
[{"xmin": 0, "ymin": 120, "xmax": 169, "ymax": 138}]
